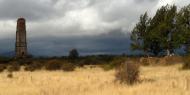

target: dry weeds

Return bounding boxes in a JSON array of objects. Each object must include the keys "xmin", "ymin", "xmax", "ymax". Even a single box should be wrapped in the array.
[{"xmin": 0, "ymin": 64, "xmax": 189, "ymax": 95}]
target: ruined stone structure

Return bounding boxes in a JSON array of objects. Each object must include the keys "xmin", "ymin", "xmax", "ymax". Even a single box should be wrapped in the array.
[{"xmin": 15, "ymin": 18, "xmax": 27, "ymax": 58}]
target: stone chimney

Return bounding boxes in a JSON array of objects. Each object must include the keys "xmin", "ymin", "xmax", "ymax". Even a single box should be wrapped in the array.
[{"xmin": 15, "ymin": 18, "xmax": 27, "ymax": 58}]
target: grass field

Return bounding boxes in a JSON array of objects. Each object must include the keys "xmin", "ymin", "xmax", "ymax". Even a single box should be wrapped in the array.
[{"xmin": 0, "ymin": 64, "xmax": 189, "ymax": 95}]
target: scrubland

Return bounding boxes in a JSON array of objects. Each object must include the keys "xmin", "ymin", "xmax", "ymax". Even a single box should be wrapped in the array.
[{"xmin": 0, "ymin": 63, "xmax": 189, "ymax": 95}]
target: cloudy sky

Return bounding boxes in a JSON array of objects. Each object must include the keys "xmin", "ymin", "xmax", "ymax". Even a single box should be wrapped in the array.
[{"xmin": 0, "ymin": 0, "xmax": 189, "ymax": 56}]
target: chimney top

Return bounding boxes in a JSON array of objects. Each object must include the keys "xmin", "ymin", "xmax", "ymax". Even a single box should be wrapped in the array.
[{"xmin": 17, "ymin": 17, "xmax": 25, "ymax": 21}]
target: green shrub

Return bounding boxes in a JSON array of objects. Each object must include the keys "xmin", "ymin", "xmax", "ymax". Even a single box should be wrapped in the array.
[{"xmin": 115, "ymin": 61, "xmax": 140, "ymax": 85}]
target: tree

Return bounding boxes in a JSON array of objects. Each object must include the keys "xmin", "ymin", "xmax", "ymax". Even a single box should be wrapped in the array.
[
  {"xmin": 177, "ymin": 4, "xmax": 190, "ymax": 54},
  {"xmin": 147, "ymin": 5, "xmax": 178, "ymax": 56},
  {"xmin": 69, "ymin": 49, "xmax": 79, "ymax": 59},
  {"xmin": 131, "ymin": 5, "xmax": 180, "ymax": 56},
  {"xmin": 131, "ymin": 12, "xmax": 150, "ymax": 56}
]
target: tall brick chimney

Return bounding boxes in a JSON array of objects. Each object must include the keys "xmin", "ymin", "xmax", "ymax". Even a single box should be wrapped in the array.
[{"xmin": 15, "ymin": 18, "xmax": 27, "ymax": 58}]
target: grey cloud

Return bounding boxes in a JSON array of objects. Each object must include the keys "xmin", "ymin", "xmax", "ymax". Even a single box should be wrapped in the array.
[
  {"xmin": 0, "ymin": 0, "xmax": 57, "ymax": 21},
  {"xmin": 0, "ymin": 0, "xmax": 159, "ymax": 22},
  {"xmin": 134, "ymin": 0, "xmax": 157, "ymax": 3},
  {"xmin": 23, "ymin": 0, "xmax": 160, "ymax": 38},
  {"xmin": 98, "ymin": 0, "xmax": 159, "ymax": 23}
]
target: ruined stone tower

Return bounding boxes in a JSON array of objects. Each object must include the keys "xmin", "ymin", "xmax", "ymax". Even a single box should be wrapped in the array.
[{"xmin": 15, "ymin": 18, "xmax": 27, "ymax": 58}]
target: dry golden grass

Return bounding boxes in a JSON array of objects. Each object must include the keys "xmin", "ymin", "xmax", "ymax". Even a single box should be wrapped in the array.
[{"xmin": 0, "ymin": 64, "xmax": 189, "ymax": 95}]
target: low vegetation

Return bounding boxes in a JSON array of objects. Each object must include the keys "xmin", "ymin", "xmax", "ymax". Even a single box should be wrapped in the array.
[
  {"xmin": 0, "ymin": 55, "xmax": 187, "ymax": 73},
  {"xmin": 182, "ymin": 56, "xmax": 190, "ymax": 70},
  {"xmin": 24, "ymin": 61, "xmax": 43, "ymax": 71},
  {"xmin": 7, "ymin": 72, "xmax": 13, "ymax": 78},
  {"xmin": 0, "ymin": 55, "xmax": 189, "ymax": 95},
  {"xmin": 0, "ymin": 64, "xmax": 6, "ymax": 72},
  {"xmin": 0, "ymin": 64, "xmax": 189, "ymax": 95},
  {"xmin": 0, "ymin": 55, "xmax": 124, "ymax": 72},
  {"xmin": 115, "ymin": 61, "xmax": 140, "ymax": 85},
  {"xmin": 0, "ymin": 56, "xmax": 12, "ymax": 64},
  {"xmin": 7, "ymin": 63, "xmax": 20, "ymax": 72},
  {"xmin": 45, "ymin": 60, "xmax": 63, "ymax": 71}
]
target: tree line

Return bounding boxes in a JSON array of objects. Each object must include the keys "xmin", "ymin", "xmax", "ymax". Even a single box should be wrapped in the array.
[{"xmin": 131, "ymin": 4, "xmax": 190, "ymax": 56}]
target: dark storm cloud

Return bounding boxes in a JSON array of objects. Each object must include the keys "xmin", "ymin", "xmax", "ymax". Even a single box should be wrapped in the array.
[
  {"xmin": 27, "ymin": 30, "xmax": 131, "ymax": 56},
  {"xmin": 0, "ymin": 30, "xmax": 131, "ymax": 56}
]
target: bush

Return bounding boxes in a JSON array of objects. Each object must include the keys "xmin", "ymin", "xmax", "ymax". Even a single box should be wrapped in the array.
[
  {"xmin": 101, "ymin": 58, "xmax": 124, "ymax": 71},
  {"xmin": 182, "ymin": 56, "xmax": 190, "ymax": 69},
  {"xmin": 61, "ymin": 63, "xmax": 75, "ymax": 71},
  {"xmin": 164, "ymin": 56, "xmax": 183, "ymax": 64},
  {"xmin": 140, "ymin": 57, "xmax": 149, "ymax": 66},
  {"xmin": 24, "ymin": 62, "xmax": 43, "ymax": 72},
  {"xmin": 0, "ymin": 56, "xmax": 12, "ymax": 63},
  {"xmin": 101, "ymin": 63, "xmax": 116, "ymax": 71},
  {"xmin": 78, "ymin": 57, "xmax": 103, "ymax": 65},
  {"xmin": 45, "ymin": 60, "xmax": 62, "ymax": 71},
  {"xmin": 7, "ymin": 64, "xmax": 20, "ymax": 72},
  {"xmin": 7, "ymin": 73, "xmax": 13, "ymax": 78},
  {"xmin": 115, "ymin": 61, "xmax": 140, "ymax": 85},
  {"xmin": 0, "ymin": 64, "xmax": 7, "ymax": 72},
  {"xmin": 15, "ymin": 59, "xmax": 33, "ymax": 65}
]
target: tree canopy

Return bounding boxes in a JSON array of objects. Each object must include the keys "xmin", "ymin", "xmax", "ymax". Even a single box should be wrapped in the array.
[{"xmin": 131, "ymin": 4, "xmax": 190, "ymax": 56}]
